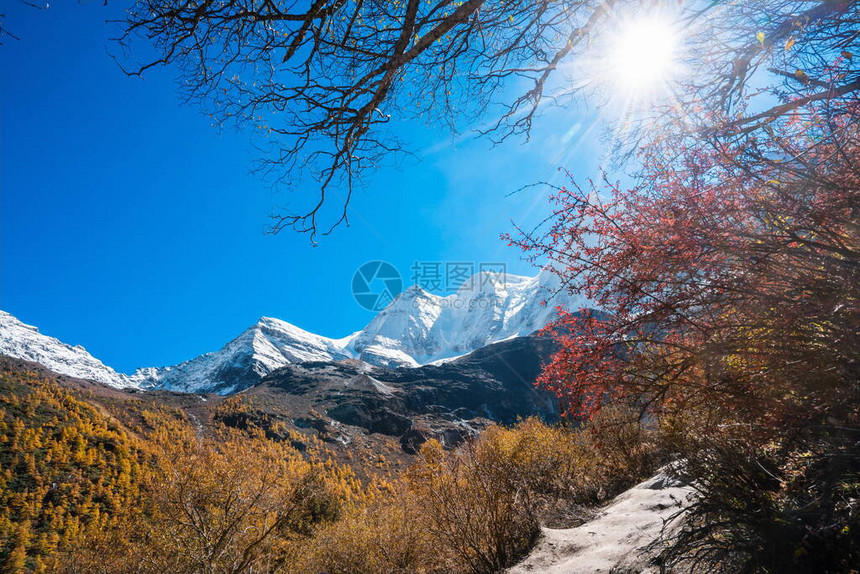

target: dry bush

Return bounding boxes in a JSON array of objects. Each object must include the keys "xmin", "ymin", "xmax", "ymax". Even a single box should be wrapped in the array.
[
  {"xmin": 143, "ymin": 437, "xmax": 340, "ymax": 573},
  {"xmin": 306, "ymin": 422, "xmax": 573, "ymax": 574},
  {"xmin": 472, "ymin": 411, "xmax": 659, "ymax": 506},
  {"xmin": 404, "ymin": 439, "xmax": 540, "ymax": 574},
  {"xmin": 394, "ymin": 415, "xmax": 659, "ymax": 574},
  {"xmin": 465, "ymin": 418, "xmax": 597, "ymax": 527},
  {"xmin": 659, "ymin": 420, "xmax": 860, "ymax": 574},
  {"xmin": 301, "ymin": 485, "xmax": 444, "ymax": 574},
  {"xmin": 471, "ymin": 418, "xmax": 583, "ymax": 501},
  {"xmin": 580, "ymin": 406, "xmax": 662, "ymax": 497}
]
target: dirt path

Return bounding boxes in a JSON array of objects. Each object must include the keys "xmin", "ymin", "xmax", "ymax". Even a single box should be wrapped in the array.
[{"xmin": 508, "ymin": 471, "xmax": 694, "ymax": 574}]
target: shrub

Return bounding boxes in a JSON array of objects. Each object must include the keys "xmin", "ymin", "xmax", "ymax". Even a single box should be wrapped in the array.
[
  {"xmin": 662, "ymin": 419, "xmax": 860, "ymax": 573},
  {"xmin": 400, "ymin": 416, "xmax": 658, "ymax": 573},
  {"xmin": 580, "ymin": 406, "xmax": 662, "ymax": 496},
  {"xmin": 60, "ymin": 430, "xmax": 350, "ymax": 574},
  {"xmin": 405, "ymin": 439, "xmax": 540, "ymax": 574},
  {"xmin": 304, "ymin": 486, "xmax": 443, "ymax": 574}
]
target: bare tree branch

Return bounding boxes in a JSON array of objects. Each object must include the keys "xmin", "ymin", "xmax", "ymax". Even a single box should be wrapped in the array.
[{"xmin": 114, "ymin": 0, "xmax": 860, "ymax": 239}]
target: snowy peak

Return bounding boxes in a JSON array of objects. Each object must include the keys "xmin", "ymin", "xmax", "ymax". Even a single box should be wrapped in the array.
[
  {"xmin": 348, "ymin": 269, "xmax": 583, "ymax": 366},
  {"xmin": 348, "ymin": 286, "xmax": 446, "ymax": 366},
  {"xmin": 254, "ymin": 317, "xmax": 350, "ymax": 364},
  {"xmin": 132, "ymin": 317, "xmax": 351, "ymax": 394},
  {"xmin": 0, "ymin": 311, "xmax": 135, "ymax": 389}
]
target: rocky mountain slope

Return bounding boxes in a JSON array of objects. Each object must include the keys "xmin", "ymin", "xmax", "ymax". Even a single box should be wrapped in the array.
[
  {"xmin": 235, "ymin": 334, "xmax": 561, "ymax": 453},
  {"xmin": 0, "ymin": 270, "xmax": 582, "ymax": 394}
]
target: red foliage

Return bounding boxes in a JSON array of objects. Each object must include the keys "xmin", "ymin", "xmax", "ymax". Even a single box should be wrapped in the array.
[{"xmin": 510, "ymin": 108, "xmax": 860, "ymax": 424}]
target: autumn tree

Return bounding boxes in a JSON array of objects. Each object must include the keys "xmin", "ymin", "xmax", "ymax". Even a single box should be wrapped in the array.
[
  {"xmin": 99, "ymin": 433, "xmax": 343, "ymax": 574},
  {"xmin": 513, "ymin": 107, "xmax": 859, "ymax": 420},
  {"xmin": 479, "ymin": 2, "xmax": 860, "ymax": 433}
]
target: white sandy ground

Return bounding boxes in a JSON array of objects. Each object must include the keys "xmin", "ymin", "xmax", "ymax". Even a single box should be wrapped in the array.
[{"xmin": 508, "ymin": 470, "xmax": 695, "ymax": 574}]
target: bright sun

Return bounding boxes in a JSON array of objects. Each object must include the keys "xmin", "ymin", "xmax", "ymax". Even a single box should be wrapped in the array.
[{"xmin": 607, "ymin": 16, "xmax": 680, "ymax": 94}]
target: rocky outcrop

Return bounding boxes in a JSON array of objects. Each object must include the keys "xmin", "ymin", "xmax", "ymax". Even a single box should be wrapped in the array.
[{"xmin": 238, "ymin": 334, "xmax": 560, "ymax": 452}]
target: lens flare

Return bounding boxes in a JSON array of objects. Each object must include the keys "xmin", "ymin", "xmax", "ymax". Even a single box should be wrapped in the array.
[{"xmin": 607, "ymin": 16, "xmax": 680, "ymax": 95}]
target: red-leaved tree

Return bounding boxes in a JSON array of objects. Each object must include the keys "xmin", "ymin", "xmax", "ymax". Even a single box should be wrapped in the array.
[{"xmin": 510, "ymin": 104, "xmax": 859, "ymax": 429}]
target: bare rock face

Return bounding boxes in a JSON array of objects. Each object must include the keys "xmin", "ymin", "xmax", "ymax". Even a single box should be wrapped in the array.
[
  {"xmin": 399, "ymin": 421, "xmax": 479, "ymax": 454},
  {"xmin": 235, "ymin": 334, "xmax": 561, "ymax": 453}
]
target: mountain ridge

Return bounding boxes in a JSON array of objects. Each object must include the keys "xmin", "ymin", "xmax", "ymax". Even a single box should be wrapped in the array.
[{"xmin": 0, "ymin": 269, "xmax": 584, "ymax": 394}]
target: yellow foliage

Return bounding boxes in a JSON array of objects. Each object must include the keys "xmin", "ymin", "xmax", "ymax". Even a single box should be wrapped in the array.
[{"xmin": 0, "ymin": 364, "xmax": 659, "ymax": 574}]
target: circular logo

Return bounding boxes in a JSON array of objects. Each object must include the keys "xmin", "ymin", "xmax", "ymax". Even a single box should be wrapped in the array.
[{"xmin": 352, "ymin": 261, "xmax": 403, "ymax": 311}]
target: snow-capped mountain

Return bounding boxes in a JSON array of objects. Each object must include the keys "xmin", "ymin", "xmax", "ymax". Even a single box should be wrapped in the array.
[
  {"xmin": 346, "ymin": 270, "xmax": 579, "ymax": 367},
  {"xmin": 0, "ymin": 311, "xmax": 136, "ymax": 389},
  {"xmin": 0, "ymin": 270, "xmax": 585, "ymax": 394},
  {"xmin": 131, "ymin": 318, "xmax": 352, "ymax": 394}
]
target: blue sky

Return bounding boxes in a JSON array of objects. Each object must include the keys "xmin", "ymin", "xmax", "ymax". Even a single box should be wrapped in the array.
[{"xmin": 1, "ymin": 2, "xmax": 602, "ymax": 372}]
